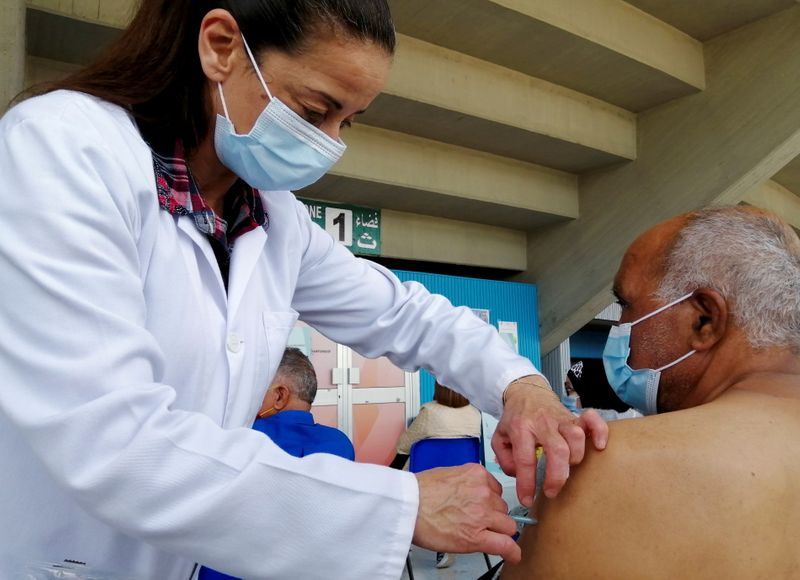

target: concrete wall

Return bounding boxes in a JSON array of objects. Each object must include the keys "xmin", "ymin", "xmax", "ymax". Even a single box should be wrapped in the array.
[{"xmin": 0, "ymin": 0, "xmax": 25, "ymax": 113}]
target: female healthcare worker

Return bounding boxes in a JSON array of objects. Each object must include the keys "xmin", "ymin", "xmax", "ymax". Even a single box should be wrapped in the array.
[{"xmin": 0, "ymin": 1, "xmax": 606, "ymax": 578}]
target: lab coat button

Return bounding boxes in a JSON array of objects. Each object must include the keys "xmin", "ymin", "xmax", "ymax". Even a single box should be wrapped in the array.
[{"xmin": 227, "ymin": 333, "xmax": 243, "ymax": 353}]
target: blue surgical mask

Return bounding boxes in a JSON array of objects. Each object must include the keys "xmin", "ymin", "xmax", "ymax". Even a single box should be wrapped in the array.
[
  {"xmin": 214, "ymin": 35, "xmax": 347, "ymax": 192},
  {"xmin": 602, "ymin": 292, "xmax": 695, "ymax": 415},
  {"xmin": 561, "ymin": 394, "xmax": 580, "ymax": 414}
]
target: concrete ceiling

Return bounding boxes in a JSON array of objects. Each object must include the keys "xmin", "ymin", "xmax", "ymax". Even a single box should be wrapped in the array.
[
  {"xmin": 26, "ymin": 8, "xmax": 120, "ymax": 66},
  {"xmin": 389, "ymin": 0, "xmax": 703, "ymax": 112},
  {"xmin": 360, "ymin": 94, "xmax": 629, "ymax": 173},
  {"xmin": 299, "ymin": 175, "xmax": 572, "ymax": 230},
  {"xmin": 625, "ymin": 0, "xmax": 797, "ymax": 41},
  {"xmin": 21, "ymin": 0, "xmax": 800, "ymax": 343},
  {"xmin": 773, "ymin": 155, "xmax": 800, "ymax": 195}
]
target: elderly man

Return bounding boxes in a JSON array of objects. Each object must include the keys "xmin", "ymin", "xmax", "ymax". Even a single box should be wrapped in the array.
[
  {"xmin": 503, "ymin": 206, "xmax": 800, "ymax": 579},
  {"xmin": 200, "ymin": 349, "xmax": 355, "ymax": 580},
  {"xmin": 252, "ymin": 347, "xmax": 354, "ymax": 460}
]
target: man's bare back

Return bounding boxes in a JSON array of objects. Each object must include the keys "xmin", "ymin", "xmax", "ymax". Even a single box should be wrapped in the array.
[{"xmin": 503, "ymin": 375, "xmax": 800, "ymax": 579}]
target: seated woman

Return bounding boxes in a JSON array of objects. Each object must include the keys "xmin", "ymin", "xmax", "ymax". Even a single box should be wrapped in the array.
[{"xmin": 391, "ymin": 382, "xmax": 481, "ymax": 569}]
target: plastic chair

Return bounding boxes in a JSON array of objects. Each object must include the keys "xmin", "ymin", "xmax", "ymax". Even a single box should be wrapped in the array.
[
  {"xmin": 408, "ymin": 436, "xmax": 482, "ymax": 473},
  {"xmin": 405, "ymin": 437, "xmax": 492, "ymax": 578}
]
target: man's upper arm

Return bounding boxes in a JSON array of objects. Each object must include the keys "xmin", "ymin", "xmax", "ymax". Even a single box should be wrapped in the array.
[
  {"xmin": 502, "ymin": 404, "xmax": 789, "ymax": 580},
  {"xmin": 501, "ymin": 420, "xmax": 667, "ymax": 580}
]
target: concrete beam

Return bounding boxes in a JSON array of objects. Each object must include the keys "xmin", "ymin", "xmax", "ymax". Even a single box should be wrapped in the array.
[
  {"xmin": 773, "ymin": 154, "xmax": 800, "ymax": 195},
  {"xmin": 25, "ymin": 55, "xmax": 80, "ymax": 86},
  {"xmin": 27, "ymin": 0, "xmax": 134, "ymax": 28},
  {"xmin": 362, "ymin": 34, "xmax": 636, "ymax": 172},
  {"xmin": 625, "ymin": 0, "xmax": 796, "ymax": 41},
  {"xmin": 742, "ymin": 180, "xmax": 800, "ymax": 230},
  {"xmin": 381, "ymin": 210, "xmax": 527, "ymax": 270},
  {"xmin": 300, "ymin": 124, "xmax": 579, "ymax": 230},
  {"xmin": 494, "ymin": 0, "xmax": 704, "ymax": 86},
  {"xmin": 26, "ymin": 7, "xmax": 121, "ymax": 66},
  {"xmin": 1, "ymin": 0, "xmax": 26, "ymax": 113},
  {"xmin": 518, "ymin": 6, "xmax": 800, "ymax": 353},
  {"xmin": 23, "ymin": 4, "xmax": 637, "ymax": 173},
  {"xmin": 390, "ymin": 0, "xmax": 705, "ymax": 111},
  {"xmin": 31, "ymin": 0, "xmax": 705, "ymax": 112}
]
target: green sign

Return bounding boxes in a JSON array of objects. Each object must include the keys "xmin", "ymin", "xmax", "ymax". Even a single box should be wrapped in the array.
[{"xmin": 298, "ymin": 198, "xmax": 381, "ymax": 256}]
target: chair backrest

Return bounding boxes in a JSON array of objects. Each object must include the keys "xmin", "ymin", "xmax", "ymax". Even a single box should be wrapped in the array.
[{"xmin": 408, "ymin": 436, "xmax": 481, "ymax": 473}]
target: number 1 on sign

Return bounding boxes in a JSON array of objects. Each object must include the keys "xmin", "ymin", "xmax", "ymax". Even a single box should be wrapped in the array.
[
  {"xmin": 333, "ymin": 212, "xmax": 346, "ymax": 241},
  {"xmin": 325, "ymin": 208, "xmax": 353, "ymax": 247}
]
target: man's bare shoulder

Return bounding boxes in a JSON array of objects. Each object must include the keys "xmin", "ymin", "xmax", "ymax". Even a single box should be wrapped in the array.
[{"xmin": 502, "ymin": 391, "xmax": 800, "ymax": 580}]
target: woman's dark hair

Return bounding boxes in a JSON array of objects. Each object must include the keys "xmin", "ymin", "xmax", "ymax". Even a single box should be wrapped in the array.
[
  {"xmin": 433, "ymin": 382, "xmax": 470, "ymax": 409},
  {"xmin": 33, "ymin": 0, "xmax": 395, "ymax": 152}
]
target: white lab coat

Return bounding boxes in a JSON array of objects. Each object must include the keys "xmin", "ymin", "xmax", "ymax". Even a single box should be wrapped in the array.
[{"xmin": 0, "ymin": 91, "xmax": 537, "ymax": 579}]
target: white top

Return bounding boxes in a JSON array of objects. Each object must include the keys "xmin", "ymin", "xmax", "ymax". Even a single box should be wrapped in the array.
[
  {"xmin": 396, "ymin": 402, "xmax": 482, "ymax": 456},
  {"xmin": 0, "ymin": 91, "xmax": 538, "ymax": 580}
]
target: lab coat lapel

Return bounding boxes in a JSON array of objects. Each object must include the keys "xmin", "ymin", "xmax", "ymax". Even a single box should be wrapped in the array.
[
  {"xmin": 175, "ymin": 215, "xmax": 227, "ymax": 306},
  {"xmin": 227, "ymin": 226, "xmax": 268, "ymax": 321}
]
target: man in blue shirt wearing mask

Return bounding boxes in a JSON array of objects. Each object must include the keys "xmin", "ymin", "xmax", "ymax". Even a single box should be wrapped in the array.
[{"xmin": 502, "ymin": 206, "xmax": 800, "ymax": 580}]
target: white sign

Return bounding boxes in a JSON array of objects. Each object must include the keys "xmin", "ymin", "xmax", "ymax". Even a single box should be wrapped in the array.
[
  {"xmin": 287, "ymin": 326, "xmax": 312, "ymax": 357},
  {"xmin": 481, "ymin": 412, "xmax": 516, "ymax": 487},
  {"xmin": 471, "ymin": 308, "xmax": 491, "ymax": 324},
  {"xmin": 325, "ymin": 207, "xmax": 353, "ymax": 247},
  {"xmin": 498, "ymin": 320, "xmax": 519, "ymax": 354}
]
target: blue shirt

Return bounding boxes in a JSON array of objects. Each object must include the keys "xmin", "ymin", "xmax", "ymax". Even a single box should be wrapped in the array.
[
  {"xmin": 198, "ymin": 411, "xmax": 354, "ymax": 580},
  {"xmin": 252, "ymin": 410, "xmax": 355, "ymax": 460}
]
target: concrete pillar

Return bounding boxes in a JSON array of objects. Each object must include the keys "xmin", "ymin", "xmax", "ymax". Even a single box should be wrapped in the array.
[
  {"xmin": 540, "ymin": 340, "xmax": 571, "ymax": 398},
  {"xmin": 0, "ymin": 0, "xmax": 26, "ymax": 114}
]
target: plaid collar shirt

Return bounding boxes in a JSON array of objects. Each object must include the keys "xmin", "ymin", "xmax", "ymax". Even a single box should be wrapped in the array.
[{"xmin": 150, "ymin": 139, "xmax": 268, "ymax": 287}]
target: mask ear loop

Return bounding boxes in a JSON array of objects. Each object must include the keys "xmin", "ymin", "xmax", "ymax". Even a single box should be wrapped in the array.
[
  {"xmin": 217, "ymin": 82, "xmax": 232, "ymax": 121},
  {"xmin": 216, "ymin": 33, "xmax": 271, "ymax": 124},
  {"xmin": 655, "ymin": 349, "xmax": 696, "ymax": 373},
  {"xmin": 635, "ymin": 291, "xmax": 697, "ymax": 373},
  {"xmin": 630, "ymin": 291, "xmax": 695, "ymax": 326},
  {"xmin": 240, "ymin": 34, "xmax": 273, "ymax": 100}
]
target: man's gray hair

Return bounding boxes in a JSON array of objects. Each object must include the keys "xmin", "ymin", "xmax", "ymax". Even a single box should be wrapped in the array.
[
  {"xmin": 656, "ymin": 206, "xmax": 800, "ymax": 351},
  {"xmin": 275, "ymin": 348, "xmax": 318, "ymax": 404}
]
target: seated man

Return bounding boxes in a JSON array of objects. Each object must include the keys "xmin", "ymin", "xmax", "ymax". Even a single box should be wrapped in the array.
[
  {"xmin": 503, "ymin": 207, "xmax": 800, "ymax": 579},
  {"xmin": 252, "ymin": 347, "xmax": 354, "ymax": 460},
  {"xmin": 199, "ymin": 348, "xmax": 353, "ymax": 580}
]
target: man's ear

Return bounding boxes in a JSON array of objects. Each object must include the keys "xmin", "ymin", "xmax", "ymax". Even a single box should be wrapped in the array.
[
  {"xmin": 273, "ymin": 385, "xmax": 292, "ymax": 411},
  {"xmin": 689, "ymin": 288, "xmax": 728, "ymax": 352},
  {"xmin": 198, "ymin": 9, "xmax": 241, "ymax": 83}
]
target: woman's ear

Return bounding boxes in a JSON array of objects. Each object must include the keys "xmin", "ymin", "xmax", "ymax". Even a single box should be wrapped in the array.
[
  {"xmin": 198, "ymin": 9, "xmax": 241, "ymax": 83},
  {"xmin": 689, "ymin": 288, "xmax": 728, "ymax": 352}
]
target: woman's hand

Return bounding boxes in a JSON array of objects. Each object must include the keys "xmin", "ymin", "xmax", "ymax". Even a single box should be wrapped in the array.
[
  {"xmin": 412, "ymin": 464, "xmax": 521, "ymax": 563},
  {"xmin": 493, "ymin": 376, "xmax": 608, "ymax": 505}
]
